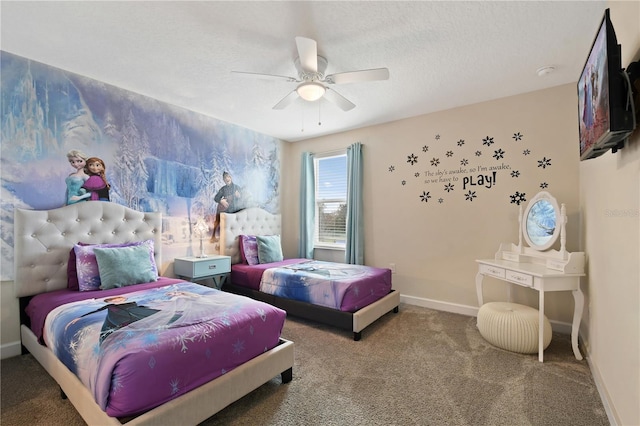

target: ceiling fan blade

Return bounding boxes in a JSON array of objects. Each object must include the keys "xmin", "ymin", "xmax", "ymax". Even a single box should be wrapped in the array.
[
  {"xmin": 231, "ymin": 71, "xmax": 298, "ymax": 82},
  {"xmin": 295, "ymin": 36, "xmax": 318, "ymax": 73},
  {"xmin": 273, "ymin": 90, "xmax": 299, "ymax": 110},
  {"xmin": 326, "ymin": 68, "xmax": 390, "ymax": 84},
  {"xmin": 323, "ymin": 88, "xmax": 355, "ymax": 111}
]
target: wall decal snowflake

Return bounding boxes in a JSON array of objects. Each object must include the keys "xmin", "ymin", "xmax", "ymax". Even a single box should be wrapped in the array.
[
  {"xmin": 475, "ymin": 151, "xmax": 482, "ymax": 156},
  {"xmin": 510, "ymin": 191, "xmax": 526, "ymax": 205},
  {"xmin": 460, "ymin": 158, "xmax": 469, "ymax": 166},
  {"xmin": 430, "ymin": 158, "xmax": 440, "ymax": 166},
  {"xmin": 538, "ymin": 157, "xmax": 552, "ymax": 168},
  {"xmin": 388, "ymin": 165, "xmax": 395, "ymax": 172},
  {"xmin": 511, "ymin": 170, "xmax": 520, "ymax": 178},
  {"xmin": 523, "ymin": 149, "xmax": 531, "ymax": 156},
  {"xmin": 513, "ymin": 132, "xmax": 523, "ymax": 141},
  {"xmin": 401, "ymin": 180, "xmax": 406, "ymax": 186},
  {"xmin": 422, "ymin": 145, "xmax": 429, "ymax": 152},
  {"xmin": 420, "ymin": 191, "xmax": 431, "ymax": 202},
  {"xmin": 446, "ymin": 150, "xmax": 454, "ymax": 157},
  {"xmin": 540, "ymin": 182, "xmax": 548, "ymax": 189},
  {"xmin": 465, "ymin": 190, "xmax": 477, "ymax": 201},
  {"xmin": 435, "ymin": 134, "xmax": 441, "ymax": 140},
  {"xmin": 493, "ymin": 149, "xmax": 505, "ymax": 160},
  {"xmin": 407, "ymin": 153, "xmax": 418, "ymax": 165},
  {"xmin": 438, "ymin": 198, "xmax": 444, "ymax": 203},
  {"xmin": 415, "ymin": 172, "xmax": 420, "ymax": 177},
  {"xmin": 457, "ymin": 139, "xmax": 465, "ymax": 146},
  {"xmin": 444, "ymin": 183, "xmax": 454, "ymax": 192},
  {"xmin": 482, "ymin": 136, "xmax": 494, "ymax": 146}
]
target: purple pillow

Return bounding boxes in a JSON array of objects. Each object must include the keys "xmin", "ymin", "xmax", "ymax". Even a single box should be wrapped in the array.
[
  {"xmin": 74, "ymin": 240, "xmax": 157, "ymax": 292},
  {"xmin": 239, "ymin": 235, "xmax": 259, "ymax": 265}
]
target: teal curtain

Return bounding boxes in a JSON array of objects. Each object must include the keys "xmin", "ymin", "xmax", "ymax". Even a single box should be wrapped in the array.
[
  {"xmin": 298, "ymin": 152, "xmax": 315, "ymax": 259},
  {"xmin": 345, "ymin": 142, "xmax": 364, "ymax": 265}
]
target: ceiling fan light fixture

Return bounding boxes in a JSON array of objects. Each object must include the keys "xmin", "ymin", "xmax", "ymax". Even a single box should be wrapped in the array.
[{"xmin": 296, "ymin": 81, "xmax": 325, "ymax": 101}]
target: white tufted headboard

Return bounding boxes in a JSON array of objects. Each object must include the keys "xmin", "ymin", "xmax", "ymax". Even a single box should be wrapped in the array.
[
  {"xmin": 14, "ymin": 202, "xmax": 162, "ymax": 298},
  {"xmin": 220, "ymin": 207, "xmax": 281, "ymax": 264}
]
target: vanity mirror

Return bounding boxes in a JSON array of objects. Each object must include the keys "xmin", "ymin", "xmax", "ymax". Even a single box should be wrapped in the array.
[{"xmin": 522, "ymin": 191, "xmax": 562, "ymax": 252}]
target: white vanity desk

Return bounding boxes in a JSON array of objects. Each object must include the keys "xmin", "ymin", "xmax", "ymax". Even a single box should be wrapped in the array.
[{"xmin": 476, "ymin": 192, "xmax": 586, "ymax": 362}]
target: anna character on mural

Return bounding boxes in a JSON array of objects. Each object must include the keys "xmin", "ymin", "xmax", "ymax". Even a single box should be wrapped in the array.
[
  {"xmin": 210, "ymin": 171, "xmax": 242, "ymax": 242},
  {"xmin": 65, "ymin": 149, "xmax": 92, "ymax": 205},
  {"xmin": 82, "ymin": 157, "xmax": 111, "ymax": 201}
]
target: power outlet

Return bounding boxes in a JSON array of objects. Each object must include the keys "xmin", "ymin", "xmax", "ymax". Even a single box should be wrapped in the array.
[{"xmin": 389, "ymin": 263, "xmax": 396, "ymax": 274}]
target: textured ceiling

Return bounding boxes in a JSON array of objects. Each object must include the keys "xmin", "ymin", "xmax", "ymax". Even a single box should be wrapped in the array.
[{"xmin": 1, "ymin": 1, "xmax": 608, "ymax": 142}]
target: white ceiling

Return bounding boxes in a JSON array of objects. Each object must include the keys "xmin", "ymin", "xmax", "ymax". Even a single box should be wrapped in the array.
[{"xmin": 1, "ymin": 1, "xmax": 607, "ymax": 142}]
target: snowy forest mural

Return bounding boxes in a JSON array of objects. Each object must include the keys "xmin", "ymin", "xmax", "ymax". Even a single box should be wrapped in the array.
[{"xmin": 0, "ymin": 51, "xmax": 282, "ymax": 280}]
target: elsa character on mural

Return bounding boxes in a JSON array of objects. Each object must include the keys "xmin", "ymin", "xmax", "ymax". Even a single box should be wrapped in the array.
[
  {"xmin": 83, "ymin": 157, "xmax": 111, "ymax": 201},
  {"xmin": 66, "ymin": 149, "xmax": 92, "ymax": 205}
]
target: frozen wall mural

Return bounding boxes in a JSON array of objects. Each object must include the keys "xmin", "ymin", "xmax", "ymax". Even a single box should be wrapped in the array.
[{"xmin": 0, "ymin": 51, "xmax": 281, "ymax": 280}]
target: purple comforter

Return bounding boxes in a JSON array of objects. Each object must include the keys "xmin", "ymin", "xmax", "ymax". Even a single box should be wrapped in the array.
[{"xmin": 39, "ymin": 281, "xmax": 286, "ymax": 417}]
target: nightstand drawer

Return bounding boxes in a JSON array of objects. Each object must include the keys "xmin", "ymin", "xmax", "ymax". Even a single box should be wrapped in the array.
[
  {"xmin": 505, "ymin": 270, "xmax": 533, "ymax": 287},
  {"xmin": 479, "ymin": 264, "xmax": 505, "ymax": 279},
  {"xmin": 174, "ymin": 256, "xmax": 231, "ymax": 279}
]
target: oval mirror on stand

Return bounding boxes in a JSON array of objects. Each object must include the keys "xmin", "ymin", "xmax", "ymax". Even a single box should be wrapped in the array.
[{"xmin": 522, "ymin": 191, "xmax": 561, "ymax": 251}]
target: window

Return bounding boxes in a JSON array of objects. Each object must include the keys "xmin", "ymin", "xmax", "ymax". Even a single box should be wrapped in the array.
[{"xmin": 314, "ymin": 153, "xmax": 347, "ymax": 248}]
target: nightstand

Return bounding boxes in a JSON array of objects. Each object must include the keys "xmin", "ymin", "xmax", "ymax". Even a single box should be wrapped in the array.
[{"xmin": 174, "ymin": 255, "xmax": 231, "ymax": 290}]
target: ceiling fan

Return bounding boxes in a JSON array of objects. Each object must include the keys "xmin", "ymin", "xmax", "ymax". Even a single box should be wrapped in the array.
[{"xmin": 232, "ymin": 36, "xmax": 389, "ymax": 111}]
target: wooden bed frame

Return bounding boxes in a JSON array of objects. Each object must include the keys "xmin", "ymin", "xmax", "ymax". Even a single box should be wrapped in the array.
[
  {"xmin": 14, "ymin": 202, "xmax": 294, "ymax": 425},
  {"xmin": 219, "ymin": 207, "xmax": 400, "ymax": 341}
]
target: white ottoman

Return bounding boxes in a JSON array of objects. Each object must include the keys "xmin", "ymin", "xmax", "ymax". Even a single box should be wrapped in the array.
[{"xmin": 477, "ymin": 302, "xmax": 552, "ymax": 354}]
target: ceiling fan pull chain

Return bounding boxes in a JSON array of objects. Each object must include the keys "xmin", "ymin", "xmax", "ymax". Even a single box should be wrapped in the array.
[
  {"xmin": 318, "ymin": 102, "xmax": 322, "ymax": 126},
  {"xmin": 301, "ymin": 108, "xmax": 305, "ymax": 133}
]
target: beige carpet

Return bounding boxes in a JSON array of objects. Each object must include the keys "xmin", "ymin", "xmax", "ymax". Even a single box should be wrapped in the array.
[{"xmin": 1, "ymin": 304, "xmax": 608, "ymax": 425}]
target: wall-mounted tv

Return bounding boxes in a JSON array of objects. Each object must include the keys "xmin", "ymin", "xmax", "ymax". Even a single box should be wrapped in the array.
[{"xmin": 578, "ymin": 9, "xmax": 635, "ymax": 161}]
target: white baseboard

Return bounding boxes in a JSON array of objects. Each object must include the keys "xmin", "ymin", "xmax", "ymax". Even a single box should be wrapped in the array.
[
  {"xmin": 1, "ymin": 340, "xmax": 22, "ymax": 360},
  {"xmin": 585, "ymin": 349, "xmax": 620, "ymax": 426},
  {"xmin": 400, "ymin": 294, "xmax": 574, "ymax": 334}
]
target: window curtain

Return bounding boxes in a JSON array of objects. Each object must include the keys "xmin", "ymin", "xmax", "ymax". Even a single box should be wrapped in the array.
[
  {"xmin": 345, "ymin": 142, "xmax": 364, "ymax": 265},
  {"xmin": 298, "ymin": 152, "xmax": 315, "ymax": 259}
]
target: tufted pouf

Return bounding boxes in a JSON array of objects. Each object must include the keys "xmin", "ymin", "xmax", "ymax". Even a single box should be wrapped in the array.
[{"xmin": 477, "ymin": 302, "xmax": 552, "ymax": 354}]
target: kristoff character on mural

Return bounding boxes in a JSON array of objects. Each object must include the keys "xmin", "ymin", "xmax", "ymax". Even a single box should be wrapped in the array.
[
  {"xmin": 210, "ymin": 171, "xmax": 243, "ymax": 242},
  {"xmin": 82, "ymin": 157, "xmax": 111, "ymax": 201},
  {"xmin": 65, "ymin": 149, "xmax": 92, "ymax": 205}
]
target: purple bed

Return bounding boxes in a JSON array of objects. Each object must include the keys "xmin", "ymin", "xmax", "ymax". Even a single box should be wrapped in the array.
[{"xmin": 14, "ymin": 202, "xmax": 294, "ymax": 425}]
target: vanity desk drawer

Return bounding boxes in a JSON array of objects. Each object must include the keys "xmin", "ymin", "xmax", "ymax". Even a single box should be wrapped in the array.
[
  {"xmin": 479, "ymin": 264, "xmax": 505, "ymax": 279},
  {"xmin": 505, "ymin": 270, "xmax": 533, "ymax": 287}
]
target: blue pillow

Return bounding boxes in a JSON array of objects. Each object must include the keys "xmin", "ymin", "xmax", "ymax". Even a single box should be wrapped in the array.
[
  {"xmin": 256, "ymin": 235, "xmax": 284, "ymax": 264},
  {"xmin": 94, "ymin": 244, "xmax": 158, "ymax": 289}
]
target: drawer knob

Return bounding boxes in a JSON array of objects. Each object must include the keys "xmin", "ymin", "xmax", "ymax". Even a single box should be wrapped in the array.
[{"xmin": 208, "ymin": 264, "xmax": 217, "ymax": 270}]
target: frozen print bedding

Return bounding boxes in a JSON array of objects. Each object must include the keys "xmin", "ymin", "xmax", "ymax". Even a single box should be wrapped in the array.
[
  {"xmin": 39, "ymin": 280, "xmax": 286, "ymax": 417},
  {"xmin": 233, "ymin": 260, "xmax": 392, "ymax": 312}
]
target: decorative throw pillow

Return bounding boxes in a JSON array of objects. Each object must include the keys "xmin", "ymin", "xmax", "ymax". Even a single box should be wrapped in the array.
[
  {"xmin": 94, "ymin": 244, "xmax": 159, "ymax": 289},
  {"xmin": 74, "ymin": 240, "xmax": 157, "ymax": 291},
  {"xmin": 239, "ymin": 235, "xmax": 259, "ymax": 265},
  {"xmin": 256, "ymin": 235, "xmax": 284, "ymax": 264}
]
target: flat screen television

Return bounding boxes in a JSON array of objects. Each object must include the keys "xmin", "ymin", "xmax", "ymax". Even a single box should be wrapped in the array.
[{"xmin": 578, "ymin": 8, "xmax": 635, "ymax": 161}]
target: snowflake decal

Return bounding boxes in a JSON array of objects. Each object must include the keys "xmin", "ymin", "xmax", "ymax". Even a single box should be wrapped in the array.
[
  {"xmin": 401, "ymin": 180, "xmax": 406, "ymax": 186},
  {"xmin": 475, "ymin": 150, "xmax": 482, "ymax": 157},
  {"xmin": 513, "ymin": 132, "xmax": 523, "ymax": 141},
  {"xmin": 407, "ymin": 153, "xmax": 418, "ymax": 165},
  {"xmin": 493, "ymin": 149, "xmax": 505, "ymax": 160},
  {"xmin": 430, "ymin": 158, "xmax": 440, "ymax": 166},
  {"xmin": 457, "ymin": 139, "xmax": 465, "ymax": 146},
  {"xmin": 510, "ymin": 191, "xmax": 526, "ymax": 205},
  {"xmin": 435, "ymin": 134, "xmax": 441, "ymax": 140},
  {"xmin": 446, "ymin": 150, "xmax": 454, "ymax": 158},
  {"xmin": 465, "ymin": 190, "xmax": 477, "ymax": 202},
  {"xmin": 420, "ymin": 191, "xmax": 431, "ymax": 202},
  {"xmin": 444, "ymin": 183, "xmax": 455, "ymax": 192},
  {"xmin": 422, "ymin": 145, "xmax": 429, "ymax": 152},
  {"xmin": 438, "ymin": 198, "xmax": 444, "ymax": 203},
  {"xmin": 460, "ymin": 158, "xmax": 469, "ymax": 166},
  {"xmin": 538, "ymin": 157, "xmax": 552, "ymax": 168},
  {"xmin": 511, "ymin": 170, "xmax": 520, "ymax": 178},
  {"xmin": 388, "ymin": 165, "xmax": 395, "ymax": 172},
  {"xmin": 523, "ymin": 149, "xmax": 531, "ymax": 156},
  {"xmin": 414, "ymin": 172, "xmax": 420, "ymax": 177},
  {"xmin": 482, "ymin": 136, "xmax": 494, "ymax": 146},
  {"xmin": 540, "ymin": 182, "xmax": 548, "ymax": 189}
]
